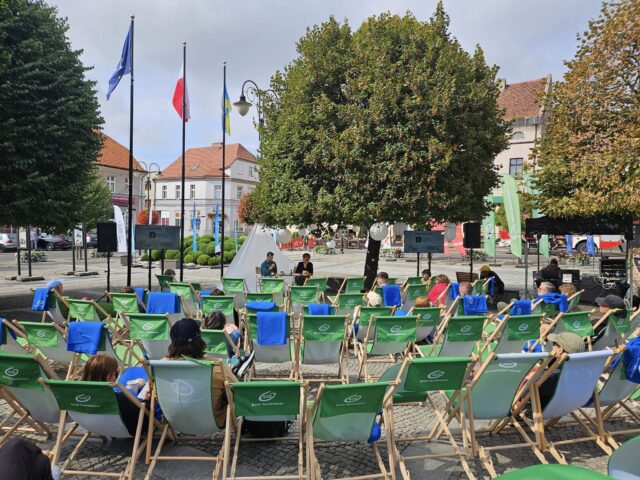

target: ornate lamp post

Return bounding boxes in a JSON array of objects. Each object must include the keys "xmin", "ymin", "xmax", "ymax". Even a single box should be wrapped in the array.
[{"xmin": 233, "ymin": 80, "xmax": 279, "ymax": 146}]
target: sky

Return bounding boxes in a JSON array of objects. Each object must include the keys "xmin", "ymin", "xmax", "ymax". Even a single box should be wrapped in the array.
[{"xmin": 50, "ymin": 0, "xmax": 603, "ymax": 169}]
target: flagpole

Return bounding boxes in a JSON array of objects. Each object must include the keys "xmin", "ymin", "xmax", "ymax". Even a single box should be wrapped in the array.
[
  {"xmin": 126, "ymin": 14, "xmax": 135, "ymax": 287},
  {"xmin": 221, "ymin": 61, "xmax": 227, "ymax": 278},
  {"xmin": 179, "ymin": 41, "xmax": 187, "ymax": 282}
]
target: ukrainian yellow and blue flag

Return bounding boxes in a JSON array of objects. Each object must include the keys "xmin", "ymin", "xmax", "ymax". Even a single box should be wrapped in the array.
[{"xmin": 222, "ymin": 86, "xmax": 232, "ymax": 136}]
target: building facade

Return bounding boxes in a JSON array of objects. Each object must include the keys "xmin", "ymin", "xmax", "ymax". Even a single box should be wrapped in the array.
[
  {"xmin": 96, "ymin": 133, "xmax": 147, "ymax": 224},
  {"xmin": 154, "ymin": 143, "xmax": 258, "ymax": 237},
  {"xmin": 495, "ymin": 75, "xmax": 552, "ymax": 177}
]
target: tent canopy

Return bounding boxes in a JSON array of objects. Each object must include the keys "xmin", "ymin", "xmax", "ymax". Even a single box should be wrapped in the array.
[{"xmin": 525, "ymin": 215, "xmax": 634, "ymax": 239}]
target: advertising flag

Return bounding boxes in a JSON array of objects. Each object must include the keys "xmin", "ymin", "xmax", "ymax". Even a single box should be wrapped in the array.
[
  {"xmin": 222, "ymin": 86, "xmax": 232, "ymax": 135},
  {"xmin": 502, "ymin": 174, "xmax": 522, "ymax": 258}
]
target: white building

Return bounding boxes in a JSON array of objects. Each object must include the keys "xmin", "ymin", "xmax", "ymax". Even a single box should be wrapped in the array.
[
  {"xmin": 154, "ymin": 142, "xmax": 258, "ymax": 237},
  {"xmin": 495, "ymin": 75, "xmax": 552, "ymax": 177}
]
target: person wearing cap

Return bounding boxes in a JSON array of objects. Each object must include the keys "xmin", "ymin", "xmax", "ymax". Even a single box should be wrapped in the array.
[
  {"xmin": 538, "ymin": 332, "xmax": 585, "ymax": 410},
  {"xmin": 593, "ymin": 294, "xmax": 627, "ymax": 344},
  {"xmin": 479, "ymin": 265, "xmax": 504, "ymax": 295}
]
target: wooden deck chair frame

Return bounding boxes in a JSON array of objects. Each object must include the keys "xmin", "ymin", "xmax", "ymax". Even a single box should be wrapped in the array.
[
  {"xmin": 332, "ymin": 292, "xmax": 366, "ymax": 316},
  {"xmin": 0, "ymin": 318, "xmax": 29, "ymax": 355},
  {"xmin": 39, "ymin": 289, "xmax": 70, "ymax": 325},
  {"xmin": 168, "ymin": 282, "xmax": 200, "ymax": 319},
  {"xmin": 341, "ymin": 276, "xmax": 367, "ymax": 294},
  {"xmin": 407, "ymin": 306, "xmax": 443, "ymax": 343},
  {"xmin": 592, "ymin": 308, "xmax": 637, "ymax": 350},
  {"xmin": 126, "ymin": 313, "xmax": 172, "ymax": 360},
  {"xmin": 13, "ymin": 320, "xmax": 75, "ymax": 367},
  {"xmin": 304, "ymin": 276, "xmax": 329, "ymax": 301},
  {"xmin": 567, "ymin": 289, "xmax": 584, "ymax": 311},
  {"xmin": 107, "ymin": 291, "xmax": 146, "ymax": 330},
  {"xmin": 244, "ymin": 312, "xmax": 298, "ymax": 380},
  {"xmin": 306, "ymin": 381, "xmax": 399, "ymax": 480},
  {"xmin": 353, "ymin": 306, "xmax": 396, "ymax": 345},
  {"xmin": 419, "ymin": 315, "xmax": 486, "ymax": 359},
  {"xmin": 66, "ymin": 298, "xmax": 119, "ymax": 333},
  {"xmin": 260, "ymin": 277, "xmax": 286, "ymax": 305},
  {"xmin": 401, "ymin": 283, "xmax": 428, "ymax": 308},
  {"xmin": 222, "ymin": 277, "xmax": 248, "ymax": 309},
  {"xmin": 47, "ymin": 378, "xmax": 160, "ymax": 480},
  {"xmin": 222, "ymin": 380, "xmax": 308, "ymax": 480},
  {"xmin": 480, "ymin": 314, "xmax": 545, "ymax": 356},
  {"xmin": 297, "ymin": 314, "xmax": 350, "ymax": 383},
  {"xmin": 287, "ymin": 285, "xmax": 321, "ymax": 315}
]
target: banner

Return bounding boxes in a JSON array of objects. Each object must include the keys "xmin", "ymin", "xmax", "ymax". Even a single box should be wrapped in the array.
[
  {"xmin": 524, "ymin": 174, "xmax": 549, "ymax": 258},
  {"xmin": 192, "ymin": 203, "xmax": 198, "ymax": 253},
  {"xmin": 214, "ymin": 204, "xmax": 221, "ymax": 254},
  {"xmin": 113, "ymin": 206, "xmax": 127, "ymax": 253},
  {"xmin": 502, "ymin": 174, "xmax": 522, "ymax": 258},
  {"xmin": 482, "ymin": 209, "xmax": 496, "ymax": 258}
]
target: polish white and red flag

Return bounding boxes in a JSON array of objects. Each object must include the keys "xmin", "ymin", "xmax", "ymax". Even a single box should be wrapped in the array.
[{"xmin": 172, "ymin": 64, "xmax": 190, "ymax": 121}]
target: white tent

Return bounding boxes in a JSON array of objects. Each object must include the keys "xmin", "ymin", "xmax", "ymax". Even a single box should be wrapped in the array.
[{"xmin": 224, "ymin": 225, "xmax": 293, "ymax": 292}]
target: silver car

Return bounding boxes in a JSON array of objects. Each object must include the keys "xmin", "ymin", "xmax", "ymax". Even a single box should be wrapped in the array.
[{"xmin": 0, "ymin": 233, "xmax": 18, "ymax": 252}]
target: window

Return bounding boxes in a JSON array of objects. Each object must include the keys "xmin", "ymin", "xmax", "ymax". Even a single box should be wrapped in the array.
[
  {"xmin": 248, "ymin": 166, "xmax": 254, "ymax": 177},
  {"xmin": 511, "ymin": 131, "xmax": 525, "ymax": 141},
  {"xmin": 190, "ymin": 184, "xmax": 196, "ymax": 199},
  {"xmin": 233, "ymin": 219, "xmax": 239, "ymax": 232},
  {"xmin": 214, "ymin": 185, "xmax": 222, "ymax": 199},
  {"xmin": 106, "ymin": 176, "xmax": 115, "ymax": 193},
  {"xmin": 509, "ymin": 158, "xmax": 524, "ymax": 176},
  {"xmin": 124, "ymin": 176, "xmax": 129, "ymax": 191},
  {"xmin": 174, "ymin": 211, "xmax": 181, "ymax": 227},
  {"xmin": 236, "ymin": 186, "xmax": 243, "ymax": 199},
  {"xmin": 175, "ymin": 185, "xmax": 181, "ymax": 199},
  {"xmin": 161, "ymin": 185, "xmax": 167, "ymax": 199}
]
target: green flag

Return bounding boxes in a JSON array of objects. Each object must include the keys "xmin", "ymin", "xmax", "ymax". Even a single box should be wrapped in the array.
[
  {"xmin": 502, "ymin": 174, "xmax": 522, "ymax": 258},
  {"xmin": 523, "ymin": 174, "xmax": 549, "ymax": 258},
  {"xmin": 482, "ymin": 208, "xmax": 496, "ymax": 258}
]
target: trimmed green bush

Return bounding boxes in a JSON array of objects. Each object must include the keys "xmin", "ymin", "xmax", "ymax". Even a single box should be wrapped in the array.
[
  {"xmin": 165, "ymin": 249, "xmax": 180, "ymax": 260},
  {"xmin": 151, "ymin": 250, "xmax": 163, "ymax": 261},
  {"xmin": 197, "ymin": 254, "xmax": 210, "ymax": 265},
  {"xmin": 207, "ymin": 256, "xmax": 217, "ymax": 266},
  {"xmin": 183, "ymin": 254, "xmax": 194, "ymax": 264},
  {"xmin": 140, "ymin": 253, "xmax": 149, "ymax": 261},
  {"xmin": 205, "ymin": 243, "xmax": 217, "ymax": 255},
  {"xmin": 223, "ymin": 251, "xmax": 235, "ymax": 263}
]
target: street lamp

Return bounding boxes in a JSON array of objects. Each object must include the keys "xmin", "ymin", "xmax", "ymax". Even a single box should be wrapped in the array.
[
  {"xmin": 233, "ymin": 80, "xmax": 279, "ymax": 142},
  {"xmin": 139, "ymin": 162, "xmax": 161, "ymax": 219}
]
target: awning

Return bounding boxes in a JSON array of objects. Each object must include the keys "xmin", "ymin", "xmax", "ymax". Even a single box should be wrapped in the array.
[{"xmin": 524, "ymin": 216, "xmax": 634, "ymax": 239}]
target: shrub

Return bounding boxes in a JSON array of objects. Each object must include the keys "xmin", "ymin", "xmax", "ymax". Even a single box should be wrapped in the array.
[
  {"xmin": 140, "ymin": 253, "xmax": 149, "ymax": 261},
  {"xmin": 205, "ymin": 243, "xmax": 216, "ymax": 255},
  {"xmin": 223, "ymin": 251, "xmax": 235, "ymax": 263},
  {"xmin": 197, "ymin": 254, "xmax": 210, "ymax": 265},
  {"xmin": 19, "ymin": 250, "xmax": 47, "ymax": 263},
  {"xmin": 201, "ymin": 234, "xmax": 213, "ymax": 243},
  {"xmin": 183, "ymin": 254, "xmax": 194, "ymax": 264},
  {"xmin": 165, "ymin": 249, "xmax": 180, "ymax": 260},
  {"xmin": 210, "ymin": 255, "xmax": 221, "ymax": 265},
  {"xmin": 151, "ymin": 250, "xmax": 163, "ymax": 261},
  {"xmin": 462, "ymin": 249, "xmax": 488, "ymax": 263},
  {"xmin": 313, "ymin": 245, "xmax": 329, "ymax": 255},
  {"xmin": 239, "ymin": 235, "xmax": 247, "ymax": 244}
]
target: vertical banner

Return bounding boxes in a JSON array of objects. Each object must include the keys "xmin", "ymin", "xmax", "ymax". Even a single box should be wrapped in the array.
[
  {"xmin": 113, "ymin": 206, "xmax": 127, "ymax": 253},
  {"xmin": 524, "ymin": 174, "xmax": 549, "ymax": 258},
  {"xmin": 214, "ymin": 204, "xmax": 221, "ymax": 254},
  {"xmin": 482, "ymin": 209, "xmax": 496, "ymax": 258},
  {"xmin": 192, "ymin": 202, "xmax": 198, "ymax": 252},
  {"xmin": 587, "ymin": 235, "xmax": 595, "ymax": 256},
  {"xmin": 234, "ymin": 222, "xmax": 238, "ymax": 253},
  {"xmin": 565, "ymin": 234, "xmax": 573, "ymax": 255},
  {"xmin": 502, "ymin": 174, "xmax": 522, "ymax": 258}
]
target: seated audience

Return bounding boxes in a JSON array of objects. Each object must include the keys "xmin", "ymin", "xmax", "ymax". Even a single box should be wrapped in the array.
[
  {"xmin": 428, "ymin": 275, "xmax": 450, "ymax": 306},
  {"xmin": 421, "ymin": 269, "xmax": 431, "ymax": 285},
  {"xmin": 260, "ymin": 252, "xmax": 278, "ymax": 278},
  {"xmin": 414, "ymin": 295, "xmax": 431, "ymax": 308},
  {"xmin": 376, "ymin": 271, "xmax": 390, "ymax": 287},
  {"xmin": 294, "ymin": 253, "xmax": 314, "ymax": 286}
]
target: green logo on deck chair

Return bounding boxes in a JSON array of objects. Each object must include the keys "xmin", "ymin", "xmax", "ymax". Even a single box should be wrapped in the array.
[
  {"xmin": 171, "ymin": 380, "xmax": 195, "ymax": 396},
  {"xmin": 498, "ymin": 363, "xmax": 518, "ymax": 369},
  {"xmin": 427, "ymin": 370, "xmax": 445, "ymax": 380},
  {"xmin": 75, "ymin": 394, "xmax": 91, "ymax": 403},
  {"xmin": 258, "ymin": 391, "xmax": 277, "ymax": 403},
  {"xmin": 4, "ymin": 367, "xmax": 18, "ymax": 377},
  {"xmin": 572, "ymin": 321, "xmax": 582, "ymax": 330},
  {"xmin": 518, "ymin": 323, "xmax": 529, "ymax": 332},
  {"xmin": 142, "ymin": 323, "xmax": 154, "ymax": 331},
  {"xmin": 460, "ymin": 324, "xmax": 472, "ymax": 334},
  {"xmin": 390, "ymin": 325, "xmax": 402, "ymax": 334},
  {"xmin": 343, "ymin": 394, "xmax": 362, "ymax": 404},
  {"xmin": 318, "ymin": 324, "xmax": 330, "ymax": 332}
]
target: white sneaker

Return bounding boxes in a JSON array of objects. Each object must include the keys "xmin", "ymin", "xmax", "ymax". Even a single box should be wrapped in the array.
[{"xmin": 51, "ymin": 465, "xmax": 61, "ymax": 480}]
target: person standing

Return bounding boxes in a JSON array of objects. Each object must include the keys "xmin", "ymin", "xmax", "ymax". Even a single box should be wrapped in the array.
[
  {"xmin": 260, "ymin": 251, "xmax": 278, "ymax": 278},
  {"xmin": 294, "ymin": 253, "xmax": 313, "ymax": 285}
]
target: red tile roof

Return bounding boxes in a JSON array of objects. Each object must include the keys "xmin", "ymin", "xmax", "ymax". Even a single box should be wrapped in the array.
[
  {"xmin": 97, "ymin": 133, "xmax": 144, "ymax": 171},
  {"xmin": 161, "ymin": 143, "xmax": 257, "ymax": 180},
  {"xmin": 497, "ymin": 78, "xmax": 548, "ymax": 121}
]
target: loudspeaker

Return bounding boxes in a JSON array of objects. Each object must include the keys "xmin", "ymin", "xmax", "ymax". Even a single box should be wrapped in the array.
[
  {"xmin": 463, "ymin": 222, "xmax": 481, "ymax": 249},
  {"xmin": 97, "ymin": 222, "xmax": 118, "ymax": 253}
]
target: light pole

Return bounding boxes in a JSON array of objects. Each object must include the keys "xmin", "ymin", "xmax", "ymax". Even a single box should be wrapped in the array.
[
  {"xmin": 233, "ymin": 80, "xmax": 279, "ymax": 148},
  {"xmin": 138, "ymin": 162, "xmax": 161, "ymax": 291}
]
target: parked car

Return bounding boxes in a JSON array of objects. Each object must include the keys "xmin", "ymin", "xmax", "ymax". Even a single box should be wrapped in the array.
[
  {"xmin": 37, "ymin": 235, "xmax": 71, "ymax": 251},
  {"xmin": 0, "ymin": 233, "xmax": 17, "ymax": 252},
  {"xmin": 86, "ymin": 233, "xmax": 98, "ymax": 248}
]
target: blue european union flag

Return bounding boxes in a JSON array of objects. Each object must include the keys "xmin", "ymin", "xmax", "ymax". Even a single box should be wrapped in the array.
[{"xmin": 106, "ymin": 25, "xmax": 133, "ymax": 100}]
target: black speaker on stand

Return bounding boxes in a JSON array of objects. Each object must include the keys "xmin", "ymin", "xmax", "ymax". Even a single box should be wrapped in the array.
[
  {"xmin": 97, "ymin": 222, "xmax": 118, "ymax": 296},
  {"xmin": 463, "ymin": 222, "xmax": 482, "ymax": 279}
]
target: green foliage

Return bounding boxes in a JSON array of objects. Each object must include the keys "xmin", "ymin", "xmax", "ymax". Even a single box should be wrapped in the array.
[
  {"xmin": 183, "ymin": 254, "xmax": 194, "ymax": 264},
  {"xmin": 462, "ymin": 249, "xmax": 489, "ymax": 262},
  {"xmin": 239, "ymin": 236, "xmax": 247, "ymax": 243},
  {"xmin": 196, "ymin": 254, "xmax": 210, "ymax": 265},
  {"xmin": 208, "ymin": 256, "xmax": 219, "ymax": 266},
  {"xmin": 79, "ymin": 169, "xmax": 113, "ymax": 230},
  {"xmin": 151, "ymin": 250, "xmax": 163, "ymax": 261},
  {"xmin": 19, "ymin": 250, "xmax": 47, "ymax": 263},
  {"xmin": 313, "ymin": 245, "xmax": 329, "ymax": 255},
  {"xmin": 0, "ymin": 0, "xmax": 103, "ymax": 231},
  {"xmin": 205, "ymin": 243, "xmax": 216, "ymax": 255},
  {"xmin": 251, "ymin": 5, "xmax": 508, "ymax": 229},
  {"xmin": 223, "ymin": 251, "xmax": 235, "ymax": 263},
  {"xmin": 140, "ymin": 253, "xmax": 148, "ymax": 261},
  {"xmin": 164, "ymin": 249, "xmax": 180, "ymax": 260}
]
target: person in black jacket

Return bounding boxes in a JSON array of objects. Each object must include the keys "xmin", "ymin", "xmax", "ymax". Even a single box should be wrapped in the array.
[
  {"xmin": 538, "ymin": 258, "xmax": 562, "ymax": 289},
  {"xmin": 294, "ymin": 253, "xmax": 314, "ymax": 285},
  {"xmin": 0, "ymin": 438, "xmax": 56, "ymax": 479}
]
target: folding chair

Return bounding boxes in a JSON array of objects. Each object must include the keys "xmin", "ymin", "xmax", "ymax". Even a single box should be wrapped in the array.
[
  {"xmin": 39, "ymin": 289, "xmax": 69, "ymax": 325},
  {"xmin": 245, "ymin": 312, "xmax": 297, "ymax": 380},
  {"xmin": 127, "ymin": 313, "xmax": 171, "ymax": 360},
  {"xmin": 260, "ymin": 277, "xmax": 286, "ymax": 305},
  {"xmin": 222, "ymin": 277, "xmax": 248, "ymax": 309},
  {"xmin": 419, "ymin": 315, "xmax": 485, "ymax": 358},
  {"xmin": 402, "ymin": 283, "xmax": 427, "ymax": 309},
  {"xmin": 201, "ymin": 329, "xmax": 240, "ymax": 359},
  {"xmin": 382, "ymin": 356, "xmax": 476, "ymax": 480},
  {"xmin": 297, "ymin": 314, "xmax": 349, "ymax": 383},
  {"xmin": 288, "ymin": 285, "xmax": 320, "ymax": 315},
  {"xmin": 567, "ymin": 290, "xmax": 584, "ymax": 311},
  {"xmin": 155, "ymin": 274, "xmax": 174, "ymax": 292},
  {"xmin": 0, "ymin": 351, "xmax": 63, "ymax": 445},
  {"xmin": 592, "ymin": 310, "xmax": 635, "ymax": 351},
  {"xmin": 67, "ymin": 298, "xmax": 113, "ymax": 325},
  {"xmin": 145, "ymin": 359, "xmax": 232, "ymax": 479},
  {"xmin": 223, "ymin": 380, "xmax": 308, "ymax": 480},
  {"xmin": 304, "ymin": 277, "xmax": 328, "ymax": 301},
  {"xmin": 483, "ymin": 314, "xmax": 544, "ymax": 354},
  {"xmin": 108, "ymin": 292, "xmax": 145, "ymax": 330},
  {"xmin": 497, "ymin": 464, "xmax": 613, "ymax": 479},
  {"xmin": 354, "ymin": 306, "xmax": 395, "ymax": 342},
  {"xmin": 357, "ymin": 315, "xmax": 417, "ymax": 381},
  {"xmin": 332, "ymin": 292, "xmax": 366, "ymax": 315},
  {"xmin": 608, "ymin": 434, "xmax": 640, "ymax": 479},
  {"xmin": 168, "ymin": 282, "xmax": 200, "ymax": 318},
  {"xmin": 403, "ymin": 276, "xmax": 423, "ymax": 287},
  {"xmin": 202, "ymin": 295, "xmax": 237, "ymax": 324},
  {"xmin": 0, "ymin": 318, "xmax": 28, "ymax": 354},
  {"xmin": 554, "ymin": 310, "xmax": 597, "ymax": 349},
  {"xmin": 17, "ymin": 321, "xmax": 74, "ymax": 366},
  {"xmin": 307, "ymin": 382, "xmax": 397, "ymax": 480},
  {"xmin": 342, "ymin": 276, "xmax": 366, "ymax": 294},
  {"xmin": 146, "ymin": 292, "xmax": 183, "ymax": 325},
  {"xmin": 409, "ymin": 306, "xmax": 443, "ymax": 342},
  {"xmin": 46, "ymin": 379, "xmax": 154, "ymax": 480}
]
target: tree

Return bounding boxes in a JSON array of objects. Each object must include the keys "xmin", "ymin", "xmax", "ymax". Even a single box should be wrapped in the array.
[
  {"xmin": 252, "ymin": 4, "xmax": 509, "ymax": 286},
  {"xmin": 534, "ymin": 0, "xmax": 640, "ymax": 217},
  {"xmin": 0, "ymin": 0, "xmax": 103, "ymax": 232},
  {"xmin": 78, "ymin": 169, "xmax": 113, "ymax": 230}
]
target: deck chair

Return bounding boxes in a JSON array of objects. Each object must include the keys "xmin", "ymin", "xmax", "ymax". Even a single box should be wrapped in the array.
[
  {"xmin": 222, "ymin": 277, "xmax": 248, "ymax": 309},
  {"xmin": 46, "ymin": 379, "xmax": 152, "ymax": 480},
  {"xmin": 108, "ymin": 292, "xmax": 145, "ymax": 330},
  {"xmin": 497, "ymin": 464, "xmax": 613, "ymax": 479},
  {"xmin": 0, "ymin": 318, "xmax": 28, "ymax": 354},
  {"xmin": 146, "ymin": 292, "xmax": 183, "ymax": 324},
  {"xmin": 201, "ymin": 329, "xmax": 240, "ymax": 359},
  {"xmin": 554, "ymin": 310, "xmax": 596, "ymax": 349},
  {"xmin": 155, "ymin": 274, "xmax": 174, "ymax": 292},
  {"xmin": 127, "ymin": 313, "xmax": 171, "ymax": 360},
  {"xmin": 305, "ymin": 277, "xmax": 328, "ymax": 301},
  {"xmin": 145, "ymin": 359, "xmax": 232, "ymax": 479},
  {"xmin": 567, "ymin": 290, "xmax": 584, "ymax": 311},
  {"xmin": 342, "ymin": 276, "xmax": 366, "ymax": 294},
  {"xmin": 39, "ymin": 289, "xmax": 69, "ymax": 325},
  {"xmin": 246, "ymin": 291, "xmax": 279, "ymax": 307},
  {"xmin": 202, "ymin": 295, "xmax": 236, "ymax": 324},
  {"xmin": 608, "ymin": 434, "xmax": 640, "ymax": 480},
  {"xmin": 288, "ymin": 285, "xmax": 320, "ymax": 315},
  {"xmin": 419, "ymin": 315, "xmax": 486, "ymax": 358},
  {"xmin": 402, "ymin": 284, "xmax": 427, "ymax": 308},
  {"xmin": 381, "ymin": 356, "xmax": 476, "ymax": 480},
  {"xmin": 357, "ymin": 315, "xmax": 417, "ymax": 381},
  {"xmin": 409, "ymin": 306, "xmax": 443, "ymax": 342},
  {"xmin": 298, "ymin": 315, "xmax": 349, "ymax": 382},
  {"xmin": 332, "ymin": 292, "xmax": 366, "ymax": 315},
  {"xmin": 403, "ymin": 276, "xmax": 423, "ymax": 287},
  {"xmin": 67, "ymin": 298, "xmax": 105, "ymax": 321},
  {"xmin": 168, "ymin": 282, "xmax": 199, "ymax": 318},
  {"xmin": 17, "ymin": 321, "xmax": 74, "ymax": 365},
  {"xmin": 592, "ymin": 310, "xmax": 634, "ymax": 351},
  {"xmin": 0, "ymin": 351, "xmax": 63, "ymax": 444},
  {"xmin": 307, "ymin": 382, "xmax": 397, "ymax": 480},
  {"xmin": 260, "ymin": 277, "xmax": 286, "ymax": 305},
  {"xmin": 484, "ymin": 314, "xmax": 544, "ymax": 354},
  {"xmin": 223, "ymin": 380, "xmax": 307, "ymax": 480},
  {"xmin": 245, "ymin": 312, "xmax": 297, "ymax": 380},
  {"xmin": 354, "ymin": 306, "xmax": 395, "ymax": 342}
]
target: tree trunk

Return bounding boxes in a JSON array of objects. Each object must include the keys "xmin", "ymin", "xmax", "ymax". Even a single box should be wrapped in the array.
[{"xmin": 364, "ymin": 235, "xmax": 381, "ymax": 290}]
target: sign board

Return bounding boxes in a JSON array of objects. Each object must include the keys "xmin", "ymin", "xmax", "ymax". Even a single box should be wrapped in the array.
[
  {"xmin": 73, "ymin": 229, "xmax": 83, "ymax": 247},
  {"xmin": 403, "ymin": 231, "xmax": 445, "ymax": 254},
  {"xmin": 18, "ymin": 228, "xmax": 27, "ymax": 249},
  {"xmin": 135, "ymin": 225, "xmax": 181, "ymax": 250}
]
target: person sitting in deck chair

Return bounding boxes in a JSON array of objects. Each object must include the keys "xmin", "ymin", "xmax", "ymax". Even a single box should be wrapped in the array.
[
  {"xmin": 593, "ymin": 294, "xmax": 626, "ymax": 344},
  {"xmin": 376, "ymin": 271, "xmax": 390, "ymax": 287},
  {"xmin": 459, "ymin": 281, "xmax": 473, "ymax": 297},
  {"xmin": 421, "ymin": 269, "xmax": 431, "ymax": 285},
  {"xmin": 428, "ymin": 275, "xmax": 450, "ymax": 307},
  {"xmin": 202, "ymin": 310, "xmax": 242, "ymax": 357}
]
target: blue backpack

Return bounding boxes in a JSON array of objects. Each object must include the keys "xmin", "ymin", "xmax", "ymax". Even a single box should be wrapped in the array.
[{"xmin": 622, "ymin": 337, "xmax": 640, "ymax": 384}]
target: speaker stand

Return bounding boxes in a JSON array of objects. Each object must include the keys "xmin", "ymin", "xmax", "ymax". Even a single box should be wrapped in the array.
[
  {"xmin": 106, "ymin": 252, "xmax": 111, "ymax": 293},
  {"xmin": 469, "ymin": 247, "xmax": 473, "ymax": 279}
]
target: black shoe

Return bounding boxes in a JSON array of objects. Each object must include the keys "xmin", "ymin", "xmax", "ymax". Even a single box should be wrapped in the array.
[{"xmin": 232, "ymin": 351, "xmax": 256, "ymax": 379}]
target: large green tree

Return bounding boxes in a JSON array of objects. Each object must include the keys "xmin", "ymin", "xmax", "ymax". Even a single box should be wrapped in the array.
[
  {"xmin": 251, "ymin": 5, "xmax": 509, "ymax": 285},
  {"xmin": 79, "ymin": 168, "xmax": 113, "ymax": 230},
  {"xmin": 0, "ymin": 0, "xmax": 103, "ymax": 232},
  {"xmin": 534, "ymin": 0, "xmax": 640, "ymax": 217}
]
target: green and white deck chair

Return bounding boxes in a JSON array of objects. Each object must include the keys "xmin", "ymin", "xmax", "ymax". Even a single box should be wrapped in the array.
[
  {"xmin": 260, "ymin": 277, "xmax": 286, "ymax": 305},
  {"xmin": 554, "ymin": 310, "xmax": 596, "ymax": 349},
  {"xmin": 0, "ymin": 352, "xmax": 63, "ymax": 445},
  {"xmin": 307, "ymin": 382, "xmax": 397, "ymax": 480},
  {"xmin": 304, "ymin": 277, "xmax": 328, "ymax": 301},
  {"xmin": 41, "ymin": 290, "xmax": 69, "ymax": 325},
  {"xmin": 354, "ymin": 306, "xmax": 394, "ymax": 342},
  {"xmin": 222, "ymin": 277, "xmax": 247, "ymax": 308},
  {"xmin": 108, "ymin": 291, "xmax": 145, "ymax": 329},
  {"xmin": 592, "ymin": 310, "xmax": 634, "ymax": 351},
  {"xmin": 380, "ymin": 356, "xmax": 476, "ymax": 480},
  {"xmin": 18, "ymin": 321, "xmax": 74, "ymax": 366},
  {"xmin": 287, "ymin": 285, "xmax": 320, "ymax": 315},
  {"xmin": 372, "ymin": 278, "xmax": 398, "ymax": 297},
  {"xmin": 168, "ymin": 282, "xmax": 199, "ymax": 318},
  {"xmin": 419, "ymin": 315, "xmax": 485, "ymax": 358},
  {"xmin": 357, "ymin": 315, "xmax": 418, "ymax": 381},
  {"xmin": 483, "ymin": 314, "xmax": 544, "ymax": 354},
  {"xmin": 341, "ymin": 276, "xmax": 366, "ymax": 294},
  {"xmin": 332, "ymin": 292, "xmax": 366, "ymax": 315},
  {"xmin": 245, "ymin": 292, "xmax": 279, "ymax": 311},
  {"xmin": 566, "ymin": 290, "xmax": 584, "ymax": 311},
  {"xmin": 223, "ymin": 381, "xmax": 307, "ymax": 480},
  {"xmin": 145, "ymin": 359, "xmax": 231, "ymax": 479},
  {"xmin": 403, "ymin": 276, "xmax": 423, "ymax": 287},
  {"xmin": 532, "ymin": 298, "xmax": 559, "ymax": 318},
  {"xmin": 297, "ymin": 315, "xmax": 349, "ymax": 382},
  {"xmin": 46, "ymin": 379, "xmax": 150, "ymax": 480},
  {"xmin": 202, "ymin": 295, "xmax": 236, "ymax": 324},
  {"xmin": 496, "ymin": 464, "xmax": 614, "ymax": 479},
  {"xmin": 128, "ymin": 313, "xmax": 171, "ymax": 360},
  {"xmin": 245, "ymin": 313, "xmax": 297, "ymax": 379},
  {"xmin": 608, "ymin": 434, "xmax": 640, "ymax": 480},
  {"xmin": 155, "ymin": 274, "xmax": 174, "ymax": 292},
  {"xmin": 402, "ymin": 283, "xmax": 427, "ymax": 309},
  {"xmin": 201, "ymin": 329, "xmax": 239, "ymax": 359},
  {"xmin": 409, "ymin": 306, "xmax": 443, "ymax": 342},
  {"xmin": 0, "ymin": 319, "xmax": 28, "ymax": 355},
  {"xmin": 67, "ymin": 298, "xmax": 101, "ymax": 322}
]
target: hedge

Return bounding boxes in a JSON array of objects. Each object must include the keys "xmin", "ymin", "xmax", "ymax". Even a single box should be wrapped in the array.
[
  {"xmin": 183, "ymin": 254, "xmax": 194, "ymax": 264},
  {"xmin": 197, "ymin": 254, "xmax": 210, "ymax": 265}
]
